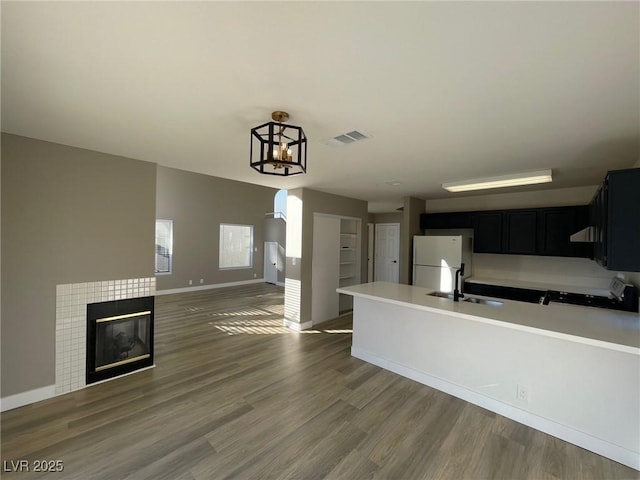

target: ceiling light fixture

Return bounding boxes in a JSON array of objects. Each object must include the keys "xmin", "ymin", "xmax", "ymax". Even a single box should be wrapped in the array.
[
  {"xmin": 442, "ymin": 169, "xmax": 553, "ymax": 193},
  {"xmin": 250, "ymin": 111, "xmax": 307, "ymax": 176}
]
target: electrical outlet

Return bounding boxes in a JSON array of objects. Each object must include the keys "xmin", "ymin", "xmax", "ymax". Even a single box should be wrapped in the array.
[
  {"xmin": 200, "ymin": 279, "xmax": 204, "ymax": 284},
  {"xmin": 516, "ymin": 384, "xmax": 529, "ymax": 402},
  {"xmin": 189, "ymin": 280, "xmax": 193, "ymax": 285},
  {"xmin": 253, "ymin": 273, "xmax": 257, "ymax": 278}
]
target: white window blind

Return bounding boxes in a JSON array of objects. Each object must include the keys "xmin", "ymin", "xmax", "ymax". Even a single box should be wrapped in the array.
[
  {"xmin": 219, "ymin": 224, "xmax": 253, "ymax": 269},
  {"xmin": 155, "ymin": 220, "xmax": 173, "ymax": 274}
]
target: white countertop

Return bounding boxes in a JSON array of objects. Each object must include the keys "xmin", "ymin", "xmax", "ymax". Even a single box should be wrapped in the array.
[
  {"xmin": 465, "ymin": 276, "xmax": 612, "ymax": 297},
  {"xmin": 337, "ymin": 282, "xmax": 640, "ymax": 354}
]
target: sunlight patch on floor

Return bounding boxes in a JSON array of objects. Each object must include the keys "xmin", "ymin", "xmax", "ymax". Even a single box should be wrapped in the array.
[
  {"xmin": 207, "ymin": 308, "xmax": 274, "ymax": 317},
  {"xmin": 255, "ymin": 304, "xmax": 285, "ymax": 315},
  {"xmin": 208, "ymin": 318, "xmax": 353, "ymax": 336}
]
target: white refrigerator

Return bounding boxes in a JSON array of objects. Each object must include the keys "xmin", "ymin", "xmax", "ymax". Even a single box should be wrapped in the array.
[{"xmin": 412, "ymin": 235, "xmax": 472, "ymax": 292}]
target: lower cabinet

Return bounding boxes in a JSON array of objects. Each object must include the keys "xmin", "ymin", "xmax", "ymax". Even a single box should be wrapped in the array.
[{"xmin": 464, "ymin": 282, "xmax": 544, "ymax": 304}]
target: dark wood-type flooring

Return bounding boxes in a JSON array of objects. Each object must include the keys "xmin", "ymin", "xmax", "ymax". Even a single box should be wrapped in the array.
[{"xmin": 1, "ymin": 283, "xmax": 638, "ymax": 479}]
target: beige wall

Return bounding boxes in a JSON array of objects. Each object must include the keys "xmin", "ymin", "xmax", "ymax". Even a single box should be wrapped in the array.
[
  {"xmin": 264, "ymin": 217, "xmax": 286, "ymax": 283},
  {"xmin": 265, "ymin": 217, "xmax": 286, "ymax": 247},
  {"xmin": 371, "ymin": 212, "xmax": 402, "ymax": 224},
  {"xmin": 623, "ymin": 272, "xmax": 640, "ymax": 294},
  {"xmin": 1, "ymin": 134, "xmax": 156, "ymax": 397},
  {"xmin": 426, "ymin": 185, "xmax": 598, "ymax": 213},
  {"xmin": 285, "ymin": 188, "xmax": 368, "ymax": 325},
  {"xmin": 400, "ymin": 197, "xmax": 425, "ymax": 284},
  {"xmin": 155, "ymin": 166, "xmax": 277, "ymax": 291}
]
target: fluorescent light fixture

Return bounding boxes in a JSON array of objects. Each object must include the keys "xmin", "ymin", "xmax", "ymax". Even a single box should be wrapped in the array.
[{"xmin": 442, "ymin": 169, "xmax": 552, "ymax": 193}]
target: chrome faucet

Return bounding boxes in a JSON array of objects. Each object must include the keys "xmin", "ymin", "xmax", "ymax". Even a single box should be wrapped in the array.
[{"xmin": 453, "ymin": 263, "xmax": 465, "ymax": 302}]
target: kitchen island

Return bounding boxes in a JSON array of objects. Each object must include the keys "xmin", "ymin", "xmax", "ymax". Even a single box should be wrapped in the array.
[{"xmin": 337, "ymin": 282, "xmax": 640, "ymax": 470}]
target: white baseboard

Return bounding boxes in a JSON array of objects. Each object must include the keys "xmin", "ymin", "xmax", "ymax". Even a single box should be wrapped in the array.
[
  {"xmin": 351, "ymin": 346, "xmax": 640, "ymax": 471},
  {"xmin": 276, "ymin": 281, "xmax": 285, "ymax": 287},
  {"xmin": 283, "ymin": 318, "xmax": 313, "ymax": 331},
  {"xmin": 1, "ymin": 366, "xmax": 158, "ymax": 412},
  {"xmin": 1, "ymin": 385, "xmax": 56, "ymax": 412},
  {"xmin": 155, "ymin": 278, "xmax": 265, "ymax": 296}
]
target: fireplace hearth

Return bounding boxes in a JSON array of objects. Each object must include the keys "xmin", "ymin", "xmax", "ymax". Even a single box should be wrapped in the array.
[{"xmin": 86, "ymin": 296, "xmax": 154, "ymax": 384}]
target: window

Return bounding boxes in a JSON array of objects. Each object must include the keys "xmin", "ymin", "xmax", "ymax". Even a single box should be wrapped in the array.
[
  {"xmin": 219, "ymin": 224, "xmax": 253, "ymax": 269},
  {"xmin": 274, "ymin": 189, "xmax": 288, "ymax": 220},
  {"xmin": 155, "ymin": 220, "xmax": 173, "ymax": 274}
]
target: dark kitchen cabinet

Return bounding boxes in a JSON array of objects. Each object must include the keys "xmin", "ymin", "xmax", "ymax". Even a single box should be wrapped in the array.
[
  {"xmin": 537, "ymin": 206, "xmax": 592, "ymax": 258},
  {"xmin": 464, "ymin": 282, "xmax": 544, "ymax": 304},
  {"xmin": 592, "ymin": 183, "xmax": 607, "ymax": 265},
  {"xmin": 502, "ymin": 210, "xmax": 537, "ymax": 254},
  {"xmin": 473, "ymin": 212, "xmax": 503, "ymax": 253},
  {"xmin": 423, "ymin": 204, "xmax": 595, "ymax": 259},
  {"xmin": 420, "ymin": 211, "xmax": 472, "ymax": 230},
  {"xmin": 592, "ymin": 168, "xmax": 640, "ymax": 271}
]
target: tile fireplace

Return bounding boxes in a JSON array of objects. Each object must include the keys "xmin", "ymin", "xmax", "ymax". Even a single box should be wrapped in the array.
[
  {"xmin": 55, "ymin": 277, "xmax": 155, "ymax": 395},
  {"xmin": 86, "ymin": 296, "xmax": 154, "ymax": 384}
]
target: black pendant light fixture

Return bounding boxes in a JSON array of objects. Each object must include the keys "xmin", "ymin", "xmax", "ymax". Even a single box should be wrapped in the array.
[{"xmin": 250, "ymin": 111, "xmax": 307, "ymax": 176}]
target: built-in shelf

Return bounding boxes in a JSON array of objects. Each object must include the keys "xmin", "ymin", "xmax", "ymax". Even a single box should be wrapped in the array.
[
  {"xmin": 339, "ymin": 218, "xmax": 361, "ymax": 314},
  {"xmin": 312, "ymin": 214, "xmax": 362, "ymax": 323}
]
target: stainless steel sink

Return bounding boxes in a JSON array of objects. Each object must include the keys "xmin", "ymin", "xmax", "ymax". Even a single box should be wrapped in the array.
[
  {"xmin": 427, "ymin": 291, "xmax": 454, "ymax": 299},
  {"xmin": 427, "ymin": 291, "xmax": 503, "ymax": 306},
  {"xmin": 463, "ymin": 297, "xmax": 503, "ymax": 307}
]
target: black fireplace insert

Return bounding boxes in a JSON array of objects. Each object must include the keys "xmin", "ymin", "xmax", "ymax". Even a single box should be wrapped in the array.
[{"xmin": 86, "ymin": 296, "xmax": 154, "ymax": 384}]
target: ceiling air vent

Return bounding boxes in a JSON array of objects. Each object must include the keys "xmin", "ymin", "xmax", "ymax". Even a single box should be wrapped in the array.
[
  {"xmin": 334, "ymin": 134, "xmax": 356, "ymax": 144},
  {"xmin": 323, "ymin": 130, "xmax": 370, "ymax": 147},
  {"xmin": 344, "ymin": 130, "xmax": 368, "ymax": 141}
]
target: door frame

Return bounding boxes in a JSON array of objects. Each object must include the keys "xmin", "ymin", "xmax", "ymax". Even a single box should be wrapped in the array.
[
  {"xmin": 374, "ymin": 222, "xmax": 400, "ymax": 283},
  {"xmin": 367, "ymin": 223, "xmax": 374, "ymax": 283},
  {"xmin": 264, "ymin": 241, "xmax": 279, "ymax": 285}
]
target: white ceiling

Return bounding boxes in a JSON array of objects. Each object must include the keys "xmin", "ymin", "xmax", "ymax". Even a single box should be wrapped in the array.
[{"xmin": 2, "ymin": 1, "xmax": 638, "ymax": 212}]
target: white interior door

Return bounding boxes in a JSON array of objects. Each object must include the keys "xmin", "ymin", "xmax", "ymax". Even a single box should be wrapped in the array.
[
  {"xmin": 374, "ymin": 223, "xmax": 400, "ymax": 283},
  {"xmin": 264, "ymin": 242, "xmax": 278, "ymax": 284}
]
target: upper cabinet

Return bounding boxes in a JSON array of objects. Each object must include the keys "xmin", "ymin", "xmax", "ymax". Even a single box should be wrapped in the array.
[
  {"xmin": 420, "ymin": 211, "xmax": 472, "ymax": 229},
  {"xmin": 592, "ymin": 168, "xmax": 640, "ymax": 272},
  {"xmin": 472, "ymin": 212, "xmax": 503, "ymax": 253},
  {"xmin": 537, "ymin": 206, "xmax": 591, "ymax": 258},
  {"xmin": 420, "ymin": 168, "xmax": 640, "ymax": 267},
  {"xmin": 502, "ymin": 210, "xmax": 537, "ymax": 254},
  {"xmin": 421, "ymin": 205, "xmax": 592, "ymax": 258}
]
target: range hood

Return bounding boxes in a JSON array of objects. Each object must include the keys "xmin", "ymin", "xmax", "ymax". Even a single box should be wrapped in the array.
[{"xmin": 570, "ymin": 226, "xmax": 595, "ymax": 243}]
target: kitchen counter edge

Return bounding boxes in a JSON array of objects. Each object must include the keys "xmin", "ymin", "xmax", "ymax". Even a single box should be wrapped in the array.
[{"xmin": 337, "ymin": 282, "xmax": 640, "ymax": 354}]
